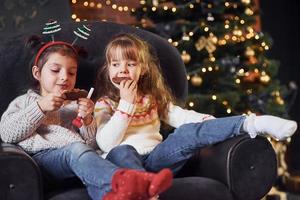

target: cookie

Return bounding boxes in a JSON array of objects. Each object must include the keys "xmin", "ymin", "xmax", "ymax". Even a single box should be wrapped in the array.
[
  {"xmin": 64, "ymin": 89, "xmax": 88, "ymax": 100},
  {"xmin": 112, "ymin": 77, "xmax": 131, "ymax": 84}
]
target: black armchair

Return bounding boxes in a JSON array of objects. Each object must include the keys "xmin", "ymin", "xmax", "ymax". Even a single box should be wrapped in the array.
[{"xmin": 0, "ymin": 21, "xmax": 277, "ymax": 200}]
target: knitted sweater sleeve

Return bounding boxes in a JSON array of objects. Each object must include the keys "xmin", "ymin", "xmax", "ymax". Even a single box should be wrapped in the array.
[
  {"xmin": 94, "ymin": 98, "xmax": 135, "ymax": 153},
  {"xmin": 0, "ymin": 94, "xmax": 45, "ymax": 143},
  {"xmin": 163, "ymin": 103, "xmax": 215, "ymax": 128}
]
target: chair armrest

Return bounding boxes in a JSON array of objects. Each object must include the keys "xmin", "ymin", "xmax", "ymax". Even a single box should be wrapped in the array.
[
  {"xmin": 177, "ymin": 135, "xmax": 277, "ymax": 200},
  {"xmin": 0, "ymin": 142, "xmax": 43, "ymax": 200}
]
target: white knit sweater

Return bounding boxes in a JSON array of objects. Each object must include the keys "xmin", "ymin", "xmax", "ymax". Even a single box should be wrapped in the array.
[
  {"xmin": 0, "ymin": 90, "xmax": 97, "ymax": 153},
  {"xmin": 94, "ymin": 95, "xmax": 215, "ymax": 156}
]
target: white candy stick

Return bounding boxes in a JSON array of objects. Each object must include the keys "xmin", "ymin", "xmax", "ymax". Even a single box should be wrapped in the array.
[{"xmin": 78, "ymin": 87, "xmax": 94, "ymax": 118}]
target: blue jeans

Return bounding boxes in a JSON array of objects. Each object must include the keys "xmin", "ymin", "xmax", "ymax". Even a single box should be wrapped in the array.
[
  {"xmin": 106, "ymin": 115, "xmax": 246, "ymax": 174},
  {"xmin": 32, "ymin": 142, "xmax": 119, "ymax": 200}
]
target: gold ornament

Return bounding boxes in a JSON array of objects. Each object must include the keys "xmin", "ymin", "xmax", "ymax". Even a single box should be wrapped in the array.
[
  {"xmin": 195, "ymin": 35, "xmax": 217, "ymax": 53},
  {"xmin": 181, "ymin": 50, "xmax": 191, "ymax": 64},
  {"xmin": 191, "ymin": 75, "xmax": 203, "ymax": 86},
  {"xmin": 245, "ymin": 47, "xmax": 255, "ymax": 57},
  {"xmin": 243, "ymin": 71, "xmax": 260, "ymax": 82}
]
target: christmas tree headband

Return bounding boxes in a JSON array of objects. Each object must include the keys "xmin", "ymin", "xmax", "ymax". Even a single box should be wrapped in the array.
[{"xmin": 34, "ymin": 20, "xmax": 91, "ymax": 66}]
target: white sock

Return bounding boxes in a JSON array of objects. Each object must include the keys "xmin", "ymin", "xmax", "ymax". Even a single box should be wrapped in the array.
[{"xmin": 243, "ymin": 114, "xmax": 298, "ymax": 140}]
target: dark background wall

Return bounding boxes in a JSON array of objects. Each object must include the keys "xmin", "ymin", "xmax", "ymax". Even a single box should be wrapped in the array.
[
  {"xmin": 0, "ymin": 0, "xmax": 71, "ymax": 38},
  {"xmin": 260, "ymin": 0, "xmax": 300, "ymax": 173}
]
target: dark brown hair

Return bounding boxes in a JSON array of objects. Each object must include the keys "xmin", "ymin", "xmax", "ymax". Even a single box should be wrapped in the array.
[{"xmin": 26, "ymin": 36, "xmax": 78, "ymax": 90}]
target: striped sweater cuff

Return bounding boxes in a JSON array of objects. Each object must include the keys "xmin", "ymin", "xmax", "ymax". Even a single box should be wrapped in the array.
[
  {"xmin": 117, "ymin": 99, "xmax": 136, "ymax": 116},
  {"xmin": 26, "ymin": 102, "xmax": 45, "ymax": 124}
]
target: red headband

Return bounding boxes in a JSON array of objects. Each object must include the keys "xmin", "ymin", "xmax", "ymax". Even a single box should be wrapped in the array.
[{"xmin": 34, "ymin": 41, "xmax": 77, "ymax": 66}]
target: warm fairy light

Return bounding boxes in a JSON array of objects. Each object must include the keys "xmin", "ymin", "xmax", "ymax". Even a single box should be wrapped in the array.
[
  {"xmin": 168, "ymin": 38, "xmax": 173, "ymax": 43},
  {"xmin": 246, "ymin": 89, "xmax": 252, "ymax": 94},
  {"xmin": 142, "ymin": 7, "xmax": 147, "ymax": 11},
  {"xmin": 202, "ymin": 68, "xmax": 207, "ymax": 72},
  {"xmin": 225, "ymin": 2, "xmax": 230, "ymax": 7},
  {"xmin": 72, "ymin": 14, "xmax": 77, "ymax": 19},
  {"xmin": 189, "ymin": 32, "xmax": 194, "ymax": 36},
  {"xmin": 106, "ymin": 0, "xmax": 111, "ymax": 5},
  {"xmin": 118, "ymin": 6, "xmax": 123, "ymax": 11},
  {"xmin": 212, "ymin": 95, "xmax": 217, "ymax": 100},
  {"xmin": 89, "ymin": 2, "xmax": 95, "ymax": 7},
  {"xmin": 97, "ymin": 3, "xmax": 102, "ymax": 8},
  {"xmin": 225, "ymin": 24, "xmax": 229, "ymax": 29},
  {"xmin": 83, "ymin": 1, "xmax": 88, "ymax": 6},
  {"xmin": 218, "ymin": 39, "xmax": 226, "ymax": 45},
  {"xmin": 187, "ymin": 75, "xmax": 190, "ymax": 80},
  {"xmin": 207, "ymin": 4, "xmax": 212, "ymax": 8},
  {"xmin": 261, "ymin": 42, "xmax": 266, "ymax": 46},
  {"xmin": 182, "ymin": 34, "xmax": 190, "ymax": 41},
  {"xmin": 173, "ymin": 41, "xmax": 179, "ymax": 46},
  {"xmin": 233, "ymin": 29, "xmax": 242, "ymax": 36},
  {"xmin": 189, "ymin": 102, "xmax": 194, "ymax": 107},
  {"xmin": 209, "ymin": 56, "xmax": 216, "ymax": 62},
  {"xmin": 208, "ymin": 67, "xmax": 213, "ymax": 71},
  {"xmin": 189, "ymin": 4, "xmax": 194, "ymax": 9},
  {"xmin": 172, "ymin": 7, "xmax": 177, "ymax": 12},
  {"xmin": 204, "ymin": 27, "xmax": 209, "ymax": 32},
  {"xmin": 227, "ymin": 108, "xmax": 232, "ymax": 114},
  {"xmin": 225, "ymin": 35, "xmax": 230, "ymax": 40},
  {"xmin": 163, "ymin": 6, "xmax": 168, "ymax": 10},
  {"xmin": 242, "ymin": 0, "xmax": 251, "ymax": 4},
  {"xmin": 236, "ymin": 79, "xmax": 241, "ymax": 84},
  {"xmin": 152, "ymin": 7, "xmax": 157, "ymax": 11},
  {"xmin": 245, "ymin": 8, "xmax": 254, "ymax": 15},
  {"xmin": 72, "ymin": 0, "xmax": 77, "ymax": 3},
  {"xmin": 222, "ymin": 101, "xmax": 228, "ymax": 105},
  {"xmin": 238, "ymin": 68, "xmax": 245, "ymax": 74},
  {"xmin": 112, "ymin": 4, "xmax": 117, "ymax": 9},
  {"xmin": 76, "ymin": 18, "xmax": 81, "ymax": 22},
  {"xmin": 265, "ymin": 46, "xmax": 269, "ymax": 50},
  {"xmin": 140, "ymin": 0, "xmax": 146, "ymax": 4}
]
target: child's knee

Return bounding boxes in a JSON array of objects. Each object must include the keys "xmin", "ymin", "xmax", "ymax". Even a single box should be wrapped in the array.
[
  {"xmin": 107, "ymin": 145, "xmax": 137, "ymax": 160},
  {"xmin": 67, "ymin": 142, "xmax": 94, "ymax": 159}
]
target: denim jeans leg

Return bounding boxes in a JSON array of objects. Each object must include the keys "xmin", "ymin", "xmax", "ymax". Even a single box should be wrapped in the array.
[
  {"xmin": 144, "ymin": 115, "xmax": 246, "ymax": 173},
  {"xmin": 106, "ymin": 145, "xmax": 145, "ymax": 171},
  {"xmin": 32, "ymin": 142, "xmax": 119, "ymax": 200}
]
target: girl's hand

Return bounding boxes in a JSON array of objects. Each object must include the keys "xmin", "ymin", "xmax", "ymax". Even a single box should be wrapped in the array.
[
  {"xmin": 78, "ymin": 98, "xmax": 95, "ymax": 126},
  {"xmin": 119, "ymin": 80, "xmax": 137, "ymax": 104},
  {"xmin": 38, "ymin": 92, "xmax": 65, "ymax": 112}
]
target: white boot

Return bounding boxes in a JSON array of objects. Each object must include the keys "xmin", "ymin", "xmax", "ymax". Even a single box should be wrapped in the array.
[{"xmin": 244, "ymin": 114, "xmax": 297, "ymax": 140}]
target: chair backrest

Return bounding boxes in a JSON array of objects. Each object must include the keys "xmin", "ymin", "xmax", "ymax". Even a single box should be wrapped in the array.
[{"xmin": 0, "ymin": 21, "xmax": 188, "ymax": 117}]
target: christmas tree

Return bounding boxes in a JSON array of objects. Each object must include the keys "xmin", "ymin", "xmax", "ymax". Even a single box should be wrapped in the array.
[{"xmin": 132, "ymin": 0, "xmax": 291, "ymax": 118}]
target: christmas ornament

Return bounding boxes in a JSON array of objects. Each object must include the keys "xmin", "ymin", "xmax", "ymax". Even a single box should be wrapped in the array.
[
  {"xmin": 248, "ymin": 56, "xmax": 258, "ymax": 64},
  {"xmin": 191, "ymin": 75, "xmax": 203, "ymax": 86},
  {"xmin": 181, "ymin": 51, "xmax": 191, "ymax": 64},
  {"xmin": 243, "ymin": 71, "xmax": 260, "ymax": 82},
  {"xmin": 245, "ymin": 46, "xmax": 255, "ymax": 57},
  {"xmin": 195, "ymin": 35, "xmax": 217, "ymax": 54}
]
